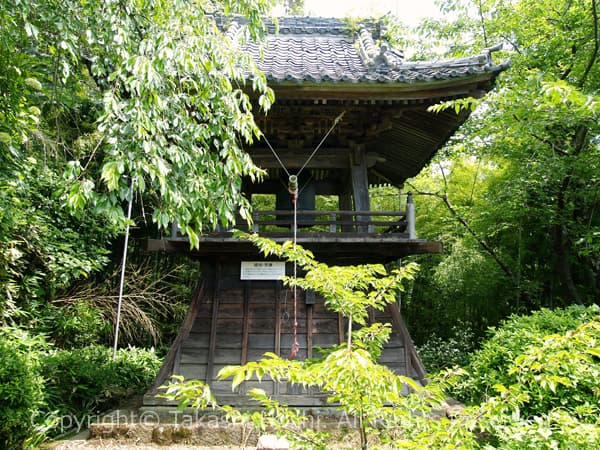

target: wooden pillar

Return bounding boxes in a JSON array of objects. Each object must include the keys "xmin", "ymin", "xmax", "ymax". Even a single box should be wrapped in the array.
[
  {"xmin": 274, "ymin": 281, "xmax": 282, "ymax": 357},
  {"xmin": 368, "ymin": 306, "xmax": 375, "ymax": 325},
  {"xmin": 350, "ymin": 145, "xmax": 372, "ymax": 233},
  {"xmin": 406, "ymin": 192, "xmax": 416, "ymax": 239},
  {"xmin": 339, "ymin": 191, "xmax": 353, "ymax": 232},
  {"xmin": 148, "ymin": 281, "xmax": 206, "ymax": 393},
  {"xmin": 337, "ymin": 313, "xmax": 345, "ymax": 345}
]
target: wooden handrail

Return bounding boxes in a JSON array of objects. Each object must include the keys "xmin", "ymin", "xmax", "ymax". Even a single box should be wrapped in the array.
[
  {"xmin": 247, "ymin": 210, "xmax": 409, "ymax": 234},
  {"xmin": 253, "ymin": 210, "xmax": 406, "ymax": 217},
  {"xmin": 171, "ymin": 208, "xmax": 414, "ymax": 237}
]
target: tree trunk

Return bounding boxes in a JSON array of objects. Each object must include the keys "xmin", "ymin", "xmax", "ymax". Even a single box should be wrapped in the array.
[{"xmin": 553, "ymin": 223, "xmax": 582, "ymax": 304}]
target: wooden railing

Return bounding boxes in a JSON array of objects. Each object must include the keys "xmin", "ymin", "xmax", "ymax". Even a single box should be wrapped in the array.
[
  {"xmin": 247, "ymin": 210, "xmax": 410, "ymax": 234},
  {"xmin": 170, "ymin": 194, "xmax": 417, "ymax": 239}
]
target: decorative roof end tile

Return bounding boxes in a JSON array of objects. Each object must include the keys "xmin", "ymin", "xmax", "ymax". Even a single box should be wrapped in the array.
[{"xmin": 357, "ymin": 26, "xmax": 379, "ymax": 67}]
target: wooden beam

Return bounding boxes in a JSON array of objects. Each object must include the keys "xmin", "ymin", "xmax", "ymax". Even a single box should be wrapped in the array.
[
  {"xmin": 172, "ymin": 346, "xmax": 181, "ymax": 376},
  {"xmin": 339, "ymin": 191, "xmax": 353, "ymax": 232},
  {"xmin": 274, "ymin": 281, "xmax": 282, "ymax": 396},
  {"xmin": 307, "ymin": 304, "xmax": 313, "ymax": 359},
  {"xmin": 255, "ymin": 75, "xmax": 496, "ymax": 100},
  {"xmin": 241, "ymin": 281, "xmax": 251, "ymax": 365},
  {"xmin": 250, "ymin": 148, "xmax": 348, "ymax": 169},
  {"xmin": 206, "ymin": 262, "xmax": 222, "ymax": 384},
  {"xmin": 249, "ymin": 149, "xmax": 384, "ymax": 170},
  {"xmin": 338, "ymin": 313, "xmax": 345, "ymax": 345},
  {"xmin": 275, "ymin": 282, "xmax": 282, "ymax": 357},
  {"xmin": 386, "ymin": 302, "xmax": 427, "ymax": 381},
  {"xmin": 368, "ymin": 307, "xmax": 375, "ymax": 325},
  {"xmin": 246, "ymin": 178, "xmax": 344, "ymax": 196},
  {"xmin": 148, "ymin": 281, "xmax": 206, "ymax": 393}
]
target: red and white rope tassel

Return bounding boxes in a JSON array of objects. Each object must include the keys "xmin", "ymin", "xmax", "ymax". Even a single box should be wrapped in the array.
[{"xmin": 288, "ymin": 175, "xmax": 300, "ymax": 360}]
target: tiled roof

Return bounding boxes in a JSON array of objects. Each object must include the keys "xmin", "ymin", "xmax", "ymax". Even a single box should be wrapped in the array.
[
  {"xmin": 215, "ymin": 16, "xmax": 508, "ymax": 187},
  {"xmin": 223, "ymin": 16, "xmax": 505, "ymax": 85}
]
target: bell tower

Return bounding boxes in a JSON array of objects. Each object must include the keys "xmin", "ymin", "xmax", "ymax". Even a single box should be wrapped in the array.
[{"xmin": 143, "ymin": 16, "xmax": 507, "ymax": 408}]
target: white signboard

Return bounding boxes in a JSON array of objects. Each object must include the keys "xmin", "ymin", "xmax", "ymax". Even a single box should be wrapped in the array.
[{"xmin": 240, "ymin": 261, "xmax": 286, "ymax": 280}]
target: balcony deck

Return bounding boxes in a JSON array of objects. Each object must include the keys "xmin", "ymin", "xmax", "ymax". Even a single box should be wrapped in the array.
[{"xmin": 146, "ymin": 209, "xmax": 442, "ymax": 264}]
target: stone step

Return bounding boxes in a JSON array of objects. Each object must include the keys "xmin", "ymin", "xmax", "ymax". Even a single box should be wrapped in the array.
[{"xmin": 81, "ymin": 408, "xmax": 360, "ymax": 448}]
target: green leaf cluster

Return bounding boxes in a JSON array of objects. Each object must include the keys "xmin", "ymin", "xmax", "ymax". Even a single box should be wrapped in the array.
[
  {"xmin": 240, "ymin": 233, "xmax": 419, "ymax": 330},
  {"xmin": 0, "ymin": 161, "xmax": 116, "ymax": 318},
  {"xmin": 457, "ymin": 305, "xmax": 600, "ymax": 413},
  {"xmin": 0, "ymin": 328, "xmax": 47, "ymax": 449},
  {"xmin": 42, "ymin": 345, "xmax": 162, "ymax": 424}
]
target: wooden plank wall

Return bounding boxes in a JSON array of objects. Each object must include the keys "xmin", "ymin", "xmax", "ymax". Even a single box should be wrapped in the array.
[{"xmin": 145, "ymin": 258, "xmax": 422, "ymax": 407}]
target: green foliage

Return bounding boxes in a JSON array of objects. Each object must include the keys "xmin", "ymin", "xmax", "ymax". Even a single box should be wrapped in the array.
[
  {"xmin": 400, "ymin": 0, "xmax": 600, "ymax": 343},
  {"xmin": 47, "ymin": 256, "xmax": 198, "ymax": 348},
  {"xmin": 417, "ymin": 321, "xmax": 476, "ymax": 372},
  {"xmin": 240, "ymin": 233, "xmax": 419, "ymax": 331},
  {"xmin": 42, "ymin": 345, "xmax": 162, "ymax": 431},
  {"xmin": 54, "ymin": 0, "xmax": 276, "ymax": 244},
  {"xmin": 399, "ymin": 315, "xmax": 600, "ymax": 449},
  {"xmin": 0, "ymin": 328, "xmax": 47, "ymax": 450},
  {"xmin": 0, "ymin": 331, "xmax": 161, "ymax": 445},
  {"xmin": 0, "ymin": 0, "xmax": 276, "ymax": 322},
  {"xmin": 509, "ymin": 320, "xmax": 600, "ymax": 420},
  {"xmin": 404, "ymin": 157, "xmax": 514, "ymax": 339},
  {"xmin": 472, "ymin": 316, "xmax": 600, "ymax": 449},
  {"xmin": 40, "ymin": 301, "xmax": 110, "ymax": 348},
  {"xmin": 458, "ymin": 305, "xmax": 599, "ymax": 411},
  {"xmin": 428, "ymin": 97, "xmax": 481, "ymax": 115},
  {"xmin": 0, "ymin": 163, "xmax": 116, "ymax": 318}
]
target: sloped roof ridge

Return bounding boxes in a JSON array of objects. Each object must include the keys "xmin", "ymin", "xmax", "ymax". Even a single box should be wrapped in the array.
[
  {"xmin": 403, "ymin": 45, "xmax": 509, "ymax": 71},
  {"xmin": 216, "ymin": 15, "xmax": 376, "ymax": 36},
  {"xmin": 271, "ymin": 16, "xmax": 355, "ymax": 35}
]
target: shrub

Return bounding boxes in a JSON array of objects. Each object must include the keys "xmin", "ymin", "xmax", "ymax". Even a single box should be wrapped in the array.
[
  {"xmin": 457, "ymin": 304, "xmax": 599, "ymax": 409},
  {"xmin": 42, "ymin": 345, "xmax": 162, "ymax": 433},
  {"xmin": 417, "ymin": 321, "xmax": 476, "ymax": 372},
  {"xmin": 50, "ymin": 257, "xmax": 197, "ymax": 348},
  {"xmin": 0, "ymin": 327, "xmax": 46, "ymax": 449},
  {"xmin": 476, "ymin": 317, "xmax": 600, "ymax": 448},
  {"xmin": 40, "ymin": 301, "xmax": 111, "ymax": 348}
]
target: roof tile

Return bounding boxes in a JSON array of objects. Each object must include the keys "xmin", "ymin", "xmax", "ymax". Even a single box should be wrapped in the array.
[{"xmin": 221, "ymin": 16, "xmax": 504, "ymax": 85}]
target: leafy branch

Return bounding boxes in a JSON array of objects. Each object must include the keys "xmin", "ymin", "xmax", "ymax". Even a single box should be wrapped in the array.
[{"xmin": 406, "ymin": 182, "xmax": 515, "ymax": 281}]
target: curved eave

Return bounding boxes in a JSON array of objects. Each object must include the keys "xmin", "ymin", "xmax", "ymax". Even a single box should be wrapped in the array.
[
  {"xmin": 260, "ymin": 65, "xmax": 507, "ymax": 101},
  {"xmin": 370, "ymin": 108, "xmax": 470, "ymax": 184},
  {"xmin": 246, "ymin": 61, "xmax": 508, "ymax": 186}
]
